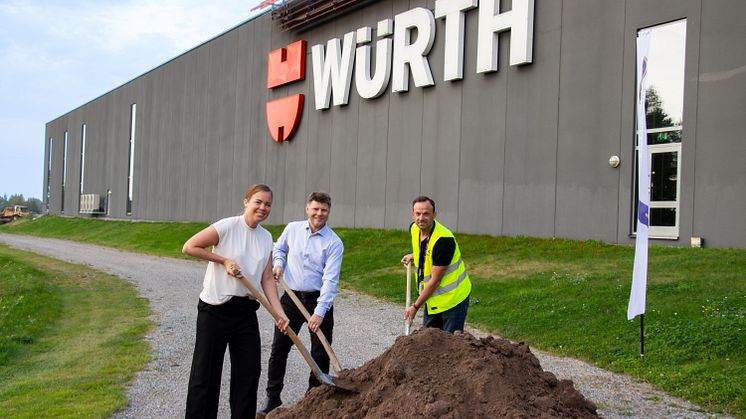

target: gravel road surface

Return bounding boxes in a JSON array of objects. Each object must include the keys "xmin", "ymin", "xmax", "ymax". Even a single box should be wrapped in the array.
[{"xmin": 0, "ymin": 234, "xmax": 725, "ymax": 418}]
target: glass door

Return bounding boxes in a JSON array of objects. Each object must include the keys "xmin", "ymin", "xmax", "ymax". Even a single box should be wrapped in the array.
[{"xmin": 648, "ymin": 142, "xmax": 681, "ymax": 238}]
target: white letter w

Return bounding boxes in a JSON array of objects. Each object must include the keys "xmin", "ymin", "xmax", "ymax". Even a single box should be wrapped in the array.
[{"xmin": 311, "ymin": 31, "xmax": 356, "ymax": 110}]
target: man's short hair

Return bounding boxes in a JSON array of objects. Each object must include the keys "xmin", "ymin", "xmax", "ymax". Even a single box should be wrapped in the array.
[
  {"xmin": 412, "ymin": 196, "xmax": 435, "ymax": 213},
  {"xmin": 307, "ymin": 191, "xmax": 332, "ymax": 207}
]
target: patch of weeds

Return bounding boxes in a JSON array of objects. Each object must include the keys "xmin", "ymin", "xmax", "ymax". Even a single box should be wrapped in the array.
[
  {"xmin": 550, "ymin": 271, "xmax": 588, "ymax": 285},
  {"xmin": 701, "ymin": 296, "xmax": 746, "ymax": 319}
]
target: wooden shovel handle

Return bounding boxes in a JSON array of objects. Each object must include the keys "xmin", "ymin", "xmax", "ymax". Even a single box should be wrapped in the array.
[
  {"xmin": 277, "ymin": 276, "xmax": 342, "ymax": 374},
  {"xmin": 236, "ymin": 276, "xmax": 328, "ymax": 384},
  {"xmin": 405, "ymin": 263, "xmax": 412, "ymax": 335}
]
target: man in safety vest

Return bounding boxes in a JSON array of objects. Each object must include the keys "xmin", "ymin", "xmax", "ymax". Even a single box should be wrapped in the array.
[{"xmin": 401, "ymin": 196, "xmax": 471, "ymax": 333}]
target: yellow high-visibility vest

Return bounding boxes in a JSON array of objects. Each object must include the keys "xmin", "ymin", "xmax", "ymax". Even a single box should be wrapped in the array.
[{"xmin": 411, "ymin": 221, "xmax": 471, "ymax": 314}]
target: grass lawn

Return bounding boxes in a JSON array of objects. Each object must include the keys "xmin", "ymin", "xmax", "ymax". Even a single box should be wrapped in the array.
[
  {"xmin": 0, "ymin": 242, "xmax": 151, "ymax": 417},
  {"xmin": 2, "ymin": 216, "xmax": 744, "ymax": 417}
]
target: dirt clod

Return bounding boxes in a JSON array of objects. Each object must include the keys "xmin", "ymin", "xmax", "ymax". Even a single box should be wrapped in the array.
[{"xmin": 267, "ymin": 328, "xmax": 598, "ymax": 418}]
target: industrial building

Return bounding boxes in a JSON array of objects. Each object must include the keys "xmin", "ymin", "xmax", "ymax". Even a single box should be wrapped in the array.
[{"xmin": 44, "ymin": 0, "xmax": 746, "ymax": 248}]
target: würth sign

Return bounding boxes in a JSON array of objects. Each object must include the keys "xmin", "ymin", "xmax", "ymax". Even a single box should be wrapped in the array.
[{"xmin": 265, "ymin": 0, "xmax": 535, "ymax": 142}]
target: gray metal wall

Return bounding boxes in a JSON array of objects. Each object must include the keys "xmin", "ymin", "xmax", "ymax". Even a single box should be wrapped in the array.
[{"xmin": 44, "ymin": 0, "xmax": 746, "ymax": 248}]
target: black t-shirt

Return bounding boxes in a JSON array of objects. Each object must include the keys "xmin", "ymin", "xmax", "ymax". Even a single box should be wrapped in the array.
[
  {"xmin": 430, "ymin": 237, "xmax": 455, "ymax": 266},
  {"xmin": 415, "ymin": 222, "xmax": 456, "ymax": 281}
]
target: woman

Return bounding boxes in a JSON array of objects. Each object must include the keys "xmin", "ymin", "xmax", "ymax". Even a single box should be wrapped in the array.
[{"xmin": 183, "ymin": 184, "xmax": 288, "ymax": 418}]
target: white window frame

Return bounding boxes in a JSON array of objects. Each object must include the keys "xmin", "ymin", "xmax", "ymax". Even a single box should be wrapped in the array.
[
  {"xmin": 633, "ymin": 19, "xmax": 686, "ymax": 241},
  {"xmin": 127, "ymin": 103, "xmax": 137, "ymax": 215},
  {"xmin": 62, "ymin": 131, "xmax": 68, "ymax": 213},
  {"xmin": 80, "ymin": 123, "xmax": 86, "ymax": 195}
]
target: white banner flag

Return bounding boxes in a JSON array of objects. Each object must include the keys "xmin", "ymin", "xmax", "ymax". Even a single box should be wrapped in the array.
[{"xmin": 628, "ymin": 30, "xmax": 651, "ymax": 321}]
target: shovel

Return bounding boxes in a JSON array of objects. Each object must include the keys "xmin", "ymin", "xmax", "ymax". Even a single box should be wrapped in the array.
[
  {"xmin": 236, "ymin": 275, "xmax": 358, "ymax": 392},
  {"xmin": 405, "ymin": 262, "xmax": 412, "ymax": 336},
  {"xmin": 277, "ymin": 276, "xmax": 342, "ymax": 375}
]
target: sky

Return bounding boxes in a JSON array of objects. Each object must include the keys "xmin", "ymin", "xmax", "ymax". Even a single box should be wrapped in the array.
[
  {"xmin": 646, "ymin": 19, "xmax": 686, "ymax": 124},
  {"xmin": 0, "ymin": 0, "xmax": 271, "ymax": 200}
]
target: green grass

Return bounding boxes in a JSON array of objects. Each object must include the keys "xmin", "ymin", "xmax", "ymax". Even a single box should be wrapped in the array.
[
  {"xmin": 2, "ymin": 216, "xmax": 745, "ymax": 417},
  {"xmin": 0, "ymin": 242, "xmax": 152, "ymax": 417},
  {"xmin": 0, "ymin": 252, "xmax": 61, "ymax": 365},
  {"xmin": 1, "ymin": 216, "xmax": 211, "ymax": 258}
]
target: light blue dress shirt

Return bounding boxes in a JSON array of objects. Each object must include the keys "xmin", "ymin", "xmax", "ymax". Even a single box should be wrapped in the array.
[{"xmin": 272, "ymin": 220, "xmax": 344, "ymax": 317}]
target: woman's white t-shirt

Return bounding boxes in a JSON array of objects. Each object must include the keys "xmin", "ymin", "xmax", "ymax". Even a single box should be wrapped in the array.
[{"xmin": 199, "ymin": 215, "xmax": 273, "ymax": 305}]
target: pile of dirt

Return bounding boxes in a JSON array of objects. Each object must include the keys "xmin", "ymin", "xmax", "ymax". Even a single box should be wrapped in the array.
[{"xmin": 266, "ymin": 328, "xmax": 598, "ymax": 418}]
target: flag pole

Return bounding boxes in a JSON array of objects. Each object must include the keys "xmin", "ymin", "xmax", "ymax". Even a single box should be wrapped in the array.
[
  {"xmin": 640, "ymin": 313, "xmax": 645, "ymax": 358},
  {"xmin": 628, "ymin": 29, "xmax": 651, "ymax": 358}
]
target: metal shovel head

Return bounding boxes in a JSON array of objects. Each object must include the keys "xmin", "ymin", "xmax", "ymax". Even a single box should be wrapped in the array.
[{"xmin": 317, "ymin": 370, "xmax": 360, "ymax": 393}]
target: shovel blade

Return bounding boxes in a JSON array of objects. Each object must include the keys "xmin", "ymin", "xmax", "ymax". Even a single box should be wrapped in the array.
[{"xmin": 317, "ymin": 371, "xmax": 360, "ymax": 392}]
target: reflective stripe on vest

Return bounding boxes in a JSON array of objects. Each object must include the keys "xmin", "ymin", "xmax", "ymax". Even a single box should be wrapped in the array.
[
  {"xmin": 431, "ymin": 270, "xmax": 469, "ymax": 296},
  {"xmin": 422, "ymin": 256, "xmax": 463, "ymax": 282}
]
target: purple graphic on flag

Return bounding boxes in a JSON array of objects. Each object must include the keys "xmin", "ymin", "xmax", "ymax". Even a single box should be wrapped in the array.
[
  {"xmin": 638, "ymin": 202, "xmax": 649, "ymax": 226},
  {"xmin": 638, "ymin": 57, "xmax": 648, "ymax": 101}
]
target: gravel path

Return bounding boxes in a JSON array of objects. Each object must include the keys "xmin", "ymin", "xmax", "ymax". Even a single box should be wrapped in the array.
[{"xmin": 0, "ymin": 234, "xmax": 726, "ymax": 418}]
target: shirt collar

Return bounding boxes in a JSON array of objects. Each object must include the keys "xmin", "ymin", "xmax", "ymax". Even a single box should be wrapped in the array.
[{"xmin": 305, "ymin": 221, "xmax": 328, "ymax": 236}]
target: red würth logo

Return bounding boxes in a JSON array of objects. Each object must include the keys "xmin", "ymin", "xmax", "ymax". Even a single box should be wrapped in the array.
[{"xmin": 265, "ymin": 40, "xmax": 306, "ymax": 142}]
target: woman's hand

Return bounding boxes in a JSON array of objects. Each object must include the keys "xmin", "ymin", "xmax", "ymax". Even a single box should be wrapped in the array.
[
  {"xmin": 223, "ymin": 259, "xmax": 242, "ymax": 278},
  {"xmin": 275, "ymin": 311, "xmax": 290, "ymax": 334}
]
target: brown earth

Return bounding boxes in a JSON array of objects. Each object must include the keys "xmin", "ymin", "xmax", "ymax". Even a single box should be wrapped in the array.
[{"xmin": 265, "ymin": 328, "xmax": 598, "ymax": 418}]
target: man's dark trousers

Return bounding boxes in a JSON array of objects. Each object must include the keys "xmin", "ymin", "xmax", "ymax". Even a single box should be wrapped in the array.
[{"xmin": 266, "ymin": 291, "xmax": 334, "ymax": 399}]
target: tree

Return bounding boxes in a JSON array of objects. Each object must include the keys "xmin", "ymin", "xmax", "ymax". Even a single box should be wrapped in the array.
[
  {"xmin": 0, "ymin": 194, "xmax": 43, "ymax": 213},
  {"xmin": 645, "ymin": 86, "xmax": 682, "ymax": 144},
  {"xmin": 26, "ymin": 198, "xmax": 42, "ymax": 214},
  {"xmin": 645, "ymin": 86, "xmax": 675, "ymax": 129},
  {"xmin": 8, "ymin": 194, "xmax": 25, "ymax": 207}
]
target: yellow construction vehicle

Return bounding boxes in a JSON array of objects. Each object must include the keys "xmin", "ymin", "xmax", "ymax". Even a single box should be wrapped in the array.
[{"xmin": 0, "ymin": 205, "xmax": 30, "ymax": 224}]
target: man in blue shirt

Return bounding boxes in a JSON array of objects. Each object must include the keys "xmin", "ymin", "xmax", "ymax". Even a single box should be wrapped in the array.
[{"xmin": 260, "ymin": 192, "xmax": 344, "ymax": 414}]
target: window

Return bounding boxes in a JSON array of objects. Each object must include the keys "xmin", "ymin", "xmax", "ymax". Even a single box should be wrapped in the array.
[
  {"xmin": 80, "ymin": 124, "xmax": 86, "ymax": 194},
  {"xmin": 634, "ymin": 20, "xmax": 686, "ymax": 239},
  {"xmin": 46, "ymin": 137, "xmax": 53, "ymax": 212},
  {"xmin": 62, "ymin": 131, "xmax": 68, "ymax": 213},
  {"xmin": 127, "ymin": 103, "xmax": 137, "ymax": 215}
]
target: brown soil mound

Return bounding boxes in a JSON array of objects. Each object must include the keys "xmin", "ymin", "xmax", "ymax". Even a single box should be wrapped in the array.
[{"xmin": 266, "ymin": 328, "xmax": 598, "ymax": 418}]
